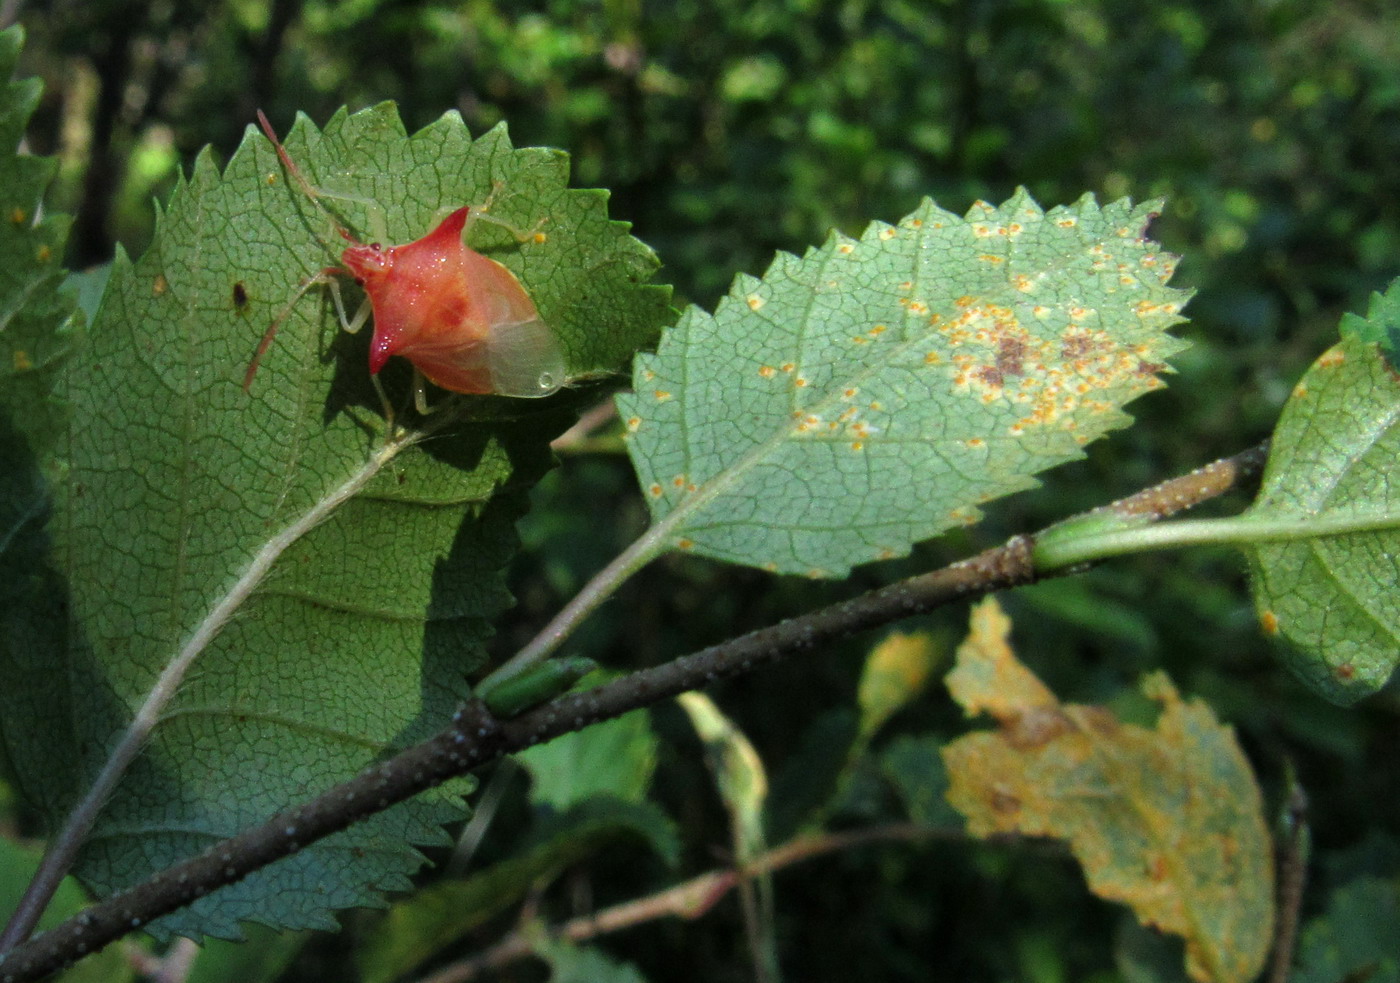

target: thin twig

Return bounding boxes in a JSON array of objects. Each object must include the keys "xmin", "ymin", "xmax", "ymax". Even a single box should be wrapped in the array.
[
  {"xmin": 0, "ymin": 443, "xmax": 1269, "ymax": 982},
  {"xmin": 416, "ymin": 824, "xmax": 961, "ymax": 983},
  {"xmin": 1267, "ymin": 777, "xmax": 1309, "ymax": 983},
  {"xmin": 1101, "ymin": 441, "xmax": 1269, "ymax": 521}
]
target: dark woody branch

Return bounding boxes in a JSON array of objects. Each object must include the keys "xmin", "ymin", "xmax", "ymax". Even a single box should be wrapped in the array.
[{"xmin": 0, "ymin": 442, "xmax": 1268, "ymax": 983}]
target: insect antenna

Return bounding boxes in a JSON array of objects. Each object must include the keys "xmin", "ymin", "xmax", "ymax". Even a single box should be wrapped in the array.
[{"xmin": 256, "ymin": 109, "xmax": 358, "ymax": 245}]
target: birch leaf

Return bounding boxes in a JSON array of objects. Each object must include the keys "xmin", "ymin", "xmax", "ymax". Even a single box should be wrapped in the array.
[
  {"xmin": 619, "ymin": 191, "xmax": 1188, "ymax": 576},
  {"xmin": 1243, "ymin": 289, "xmax": 1400, "ymax": 703},
  {"xmin": 0, "ymin": 104, "xmax": 667, "ymax": 939}
]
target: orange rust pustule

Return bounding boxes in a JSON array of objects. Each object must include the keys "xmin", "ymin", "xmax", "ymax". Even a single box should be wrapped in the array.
[{"xmin": 341, "ymin": 207, "xmax": 543, "ymax": 395}]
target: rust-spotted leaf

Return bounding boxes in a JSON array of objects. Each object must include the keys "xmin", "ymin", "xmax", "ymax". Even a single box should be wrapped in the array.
[
  {"xmin": 942, "ymin": 599, "xmax": 1273, "ymax": 983},
  {"xmin": 1243, "ymin": 293, "xmax": 1400, "ymax": 703},
  {"xmin": 619, "ymin": 190, "xmax": 1188, "ymax": 576}
]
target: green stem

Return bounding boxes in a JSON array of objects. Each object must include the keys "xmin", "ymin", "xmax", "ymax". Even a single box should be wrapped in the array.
[
  {"xmin": 1033, "ymin": 509, "xmax": 1400, "ymax": 571},
  {"xmin": 479, "ymin": 516, "xmax": 676, "ymax": 689}
]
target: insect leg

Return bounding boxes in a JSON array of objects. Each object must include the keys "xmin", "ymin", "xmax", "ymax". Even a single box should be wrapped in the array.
[
  {"xmin": 325, "ymin": 278, "xmax": 372, "ymax": 334},
  {"xmin": 242, "ymin": 271, "xmax": 339, "ymax": 392},
  {"xmin": 320, "ymin": 276, "xmax": 401, "ymax": 430},
  {"xmin": 372, "ymin": 373, "xmax": 397, "ymax": 436},
  {"xmin": 412, "ymin": 368, "xmax": 435, "ymax": 417},
  {"xmin": 459, "ymin": 182, "xmax": 548, "ymax": 245},
  {"xmin": 256, "ymin": 110, "xmax": 380, "ymax": 245}
]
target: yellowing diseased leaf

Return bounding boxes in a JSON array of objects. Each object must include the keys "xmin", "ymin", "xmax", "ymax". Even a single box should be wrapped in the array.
[
  {"xmin": 942, "ymin": 599, "xmax": 1274, "ymax": 983},
  {"xmin": 857, "ymin": 631, "xmax": 941, "ymax": 740},
  {"xmin": 945, "ymin": 598, "xmax": 1058, "ymax": 719},
  {"xmin": 678, "ymin": 692, "xmax": 768, "ymax": 860}
]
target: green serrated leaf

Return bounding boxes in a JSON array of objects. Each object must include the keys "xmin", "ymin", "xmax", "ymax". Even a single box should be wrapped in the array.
[
  {"xmin": 618, "ymin": 190, "xmax": 1188, "ymax": 576},
  {"xmin": 1243, "ymin": 334, "xmax": 1400, "ymax": 703},
  {"xmin": 1339, "ymin": 275, "xmax": 1400, "ymax": 372},
  {"xmin": 0, "ymin": 104, "xmax": 668, "ymax": 940},
  {"xmin": 0, "ymin": 25, "xmax": 80, "ymax": 468}
]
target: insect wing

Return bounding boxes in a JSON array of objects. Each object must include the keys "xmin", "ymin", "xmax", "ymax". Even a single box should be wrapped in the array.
[{"xmin": 485, "ymin": 314, "xmax": 567, "ymax": 398}]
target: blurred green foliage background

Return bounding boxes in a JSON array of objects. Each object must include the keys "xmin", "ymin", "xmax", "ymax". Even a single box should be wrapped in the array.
[{"xmin": 12, "ymin": 1, "xmax": 1400, "ymax": 980}]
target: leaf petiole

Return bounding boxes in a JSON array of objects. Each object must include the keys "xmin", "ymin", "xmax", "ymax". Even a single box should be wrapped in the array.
[
  {"xmin": 479, "ymin": 517, "xmax": 676, "ymax": 688},
  {"xmin": 1032, "ymin": 509, "xmax": 1400, "ymax": 572}
]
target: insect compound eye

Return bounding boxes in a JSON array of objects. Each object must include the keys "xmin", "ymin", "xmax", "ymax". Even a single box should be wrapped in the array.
[{"xmin": 486, "ymin": 316, "xmax": 567, "ymax": 398}]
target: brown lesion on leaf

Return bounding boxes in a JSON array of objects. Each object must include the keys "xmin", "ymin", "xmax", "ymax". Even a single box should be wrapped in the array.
[
  {"xmin": 1006, "ymin": 706, "xmax": 1073, "ymax": 750},
  {"xmin": 997, "ymin": 336, "xmax": 1027, "ymax": 376},
  {"xmin": 1059, "ymin": 324, "xmax": 1113, "ymax": 362},
  {"xmin": 990, "ymin": 785, "xmax": 1022, "ymax": 814},
  {"xmin": 934, "ymin": 292, "xmax": 1173, "ymax": 434}
]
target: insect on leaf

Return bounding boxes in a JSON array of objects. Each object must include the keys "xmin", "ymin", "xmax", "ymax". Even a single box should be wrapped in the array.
[
  {"xmin": 1242, "ymin": 292, "xmax": 1400, "ymax": 703},
  {"xmin": 619, "ymin": 190, "xmax": 1189, "ymax": 577},
  {"xmin": 0, "ymin": 104, "xmax": 670, "ymax": 940},
  {"xmin": 942, "ymin": 599, "xmax": 1274, "ymax": 983}
]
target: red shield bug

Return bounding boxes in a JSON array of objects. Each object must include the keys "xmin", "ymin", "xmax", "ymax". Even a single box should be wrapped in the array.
[{"xmin": 244, "ymin": 111, "xmax": 566, "ymax": 418}]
